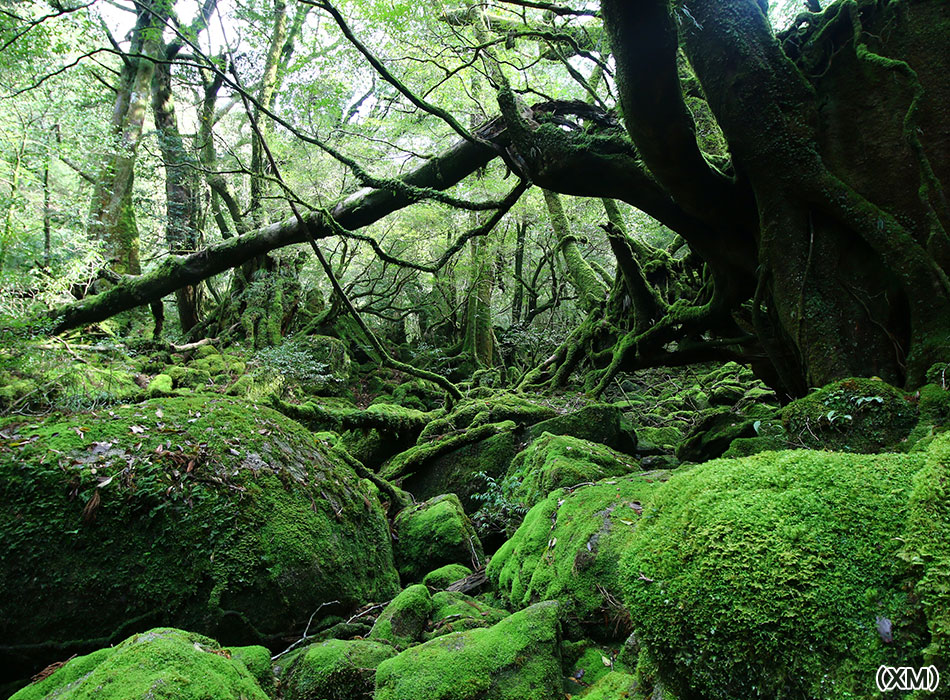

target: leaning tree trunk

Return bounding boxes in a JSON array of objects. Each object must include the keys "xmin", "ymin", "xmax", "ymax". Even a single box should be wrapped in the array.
[{"xmin": 602, "ymin": 0, "xmax": 950, "ymax": 391}]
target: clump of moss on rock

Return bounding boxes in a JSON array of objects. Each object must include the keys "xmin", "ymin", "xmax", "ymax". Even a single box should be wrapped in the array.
[
  {"xmin": 278, "ymin": 638, "xmax": 396, "ymax": 700},
  {"xmin": 0, "ymin": 396, "xmax": 400, "ymax": 676},
  {"xmin": 781, "ymin": 377, "xmax": 916, "ymax": 452},
  {"xmin": 424, "ymin": 591, "xmax": 508, "ymax": 640},
  {"xmin": 393, "ymin": 494, "xmax": 484, "ymax": 582},
  {"xmin": 422, "ymin": 563, "xmax": 473, "ymax": 589},
  {"xmin": 369, "ymin": 584, "xmax": 434, "ymax": 649},
  {"xmin": 11, "ymin": 628, "xmax": 269, "ymax": 700},
  {"xmin": 374, "ymin": 601, "xmax": 563, "ymax": 700},
  {"xmin": 487, "ymin": 472, "xmax": 670, "ymax": 640},
  {"xmin": 620, "ymin": 448, "xmax": 931, "ymax": 699},
  {"xmin": 506, "ymin": 433, "xmax": 640, "ymax": 508}
]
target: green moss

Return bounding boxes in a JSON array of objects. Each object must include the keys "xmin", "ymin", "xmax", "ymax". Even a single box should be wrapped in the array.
[
  {"xmin": 384, "ymin": 421, "xmax": 519, "ymax": 509},
  {"xmin": 424, "ymin": 591, "xmax": 508, "ymax": 640},
  {"xmin": 279, "ymin": 638, "xmax": 395, "ymax": 700},
  {"xmin": 0, "ymin": 396, "xmax": 399, "ymax": 671},
  {"xmin": 11, "ymin": 628, "xmax": 268, "ymax": 700},
  {"xmin": 620, "ymin": 449, "xmax": 929, "ymax": 699},
  {"xmin": 635, "ymin": 425, "xmax": 683, "ymax": 452},
  {"xmin": 164, "ymin": 364, "xmax": 212, "ymax": 389},
  {"xmin": 422, "ymin": 564, "xmax": 473, "ymax": 589},
  {"xmin": 369, "ymin": 585, "xmax": 434, "ymax": 649},
  {"xmin": 566, "ymin": 644, "xmax": 633, "ymax": 690},
  {"xmin": 393, "ymin": 494, "xmax": 484, "ymax": 582},
  {"xmin": 900, "ymin": 433, "xmax": 950, "ymax": 666},
  {"xmin": 228, "ymin": 645, "xmax": 273, "ymax": 696},
  {"xmin": 488, "ymin": 472, "xmax": 670, "ymax": 640},
  {"xmin": 577, "ymin": 671, "xmax": 638, "ymax": 699},
  {"xmin": 781, "ymin": 377, "xmax": 917, "ymax": 452},
  {"xmin": 374, "ymin": 601, "xmax": 563, "ymax": 700},
  {"xmin": 526, "ymin": 404, "xmax": 637, "ymax": 454},
  {"xmin": 416, "ymin": 393, "xmax": 555, "ymax": 443},
  {"xmin": 507, "ymin": 433, "xmax": 640, "ymax": 508},
  {"xmin": 147, "ymin": 373, "xmax": 173, "ymax": 397},
  {"xmin": 676, "ymin": 409, "xmax": 756, "ymax": 463},
  {"xmin": 905, "ymin": 383, "xmax": 950, "ymax": 450}
]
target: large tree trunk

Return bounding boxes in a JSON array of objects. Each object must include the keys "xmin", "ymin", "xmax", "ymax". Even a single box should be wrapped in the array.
[{"xmin": 601, "ymin": 0, "xmax": 950, "ymax": 391}]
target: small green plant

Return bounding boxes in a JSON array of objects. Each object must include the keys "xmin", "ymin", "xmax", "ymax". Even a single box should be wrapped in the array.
[{"xmin": 470, "ymin": 470, "xmax": 528, "ymax": 540}]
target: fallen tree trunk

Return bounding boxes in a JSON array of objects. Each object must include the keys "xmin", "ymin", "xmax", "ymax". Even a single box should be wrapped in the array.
[{"xmin": 47, "ymin": 121, "xmax": 502, "ymax": 334}]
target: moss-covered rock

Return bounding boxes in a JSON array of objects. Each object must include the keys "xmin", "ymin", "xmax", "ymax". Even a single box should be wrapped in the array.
[
  {"xmin": 900, "ymin": 433, "xmax": 950, "ymax": 666},
  {"xmin": 278, "ymin": 638, "xmax": 395, "ymax": 700},
  {"xmin": 634, "ymin": 425, "xmax": 683, "ymax": 453},
  {"xmin": 369, "ymin": 585, "xmax": 433, "ymax": 649},
  {"xmin": 0, "ymin": 397, "xmax": 400, "ymax": 677},
  {"xmin": 424, "ymin": 591, "xmax": 508, "ymax": 640},
  {"xmin": 393, "ymin": 494, "xmax": 484, "ymax": 582},
  {"xmin": 781, "ymin": 377, "xmax": 917, "ymax": 452},
  {"xmin": 526, "ymin": 404, "xmax": 637, "ymax": 455},
  {"xmin": 906, "ymin": 383, "xmax": 950, "ymax": 450},
  {"xmin": 422, "ymin": 563, "xmax": 473, "ymax": 590},
  {"xmin": 146, "ymin": 372, "xmax": 173, "ymax": 397},
  {"xmin": 487, "ymin": 472, "xmax": 670, "ymax": 640},
  {"xmin": 506, "ymin": 433, "xmax": 640, "ymax": 508},
  {"xmin": 229, "ymin": 645, "xmax": 274, "ymax": 695},
  {"xmin": 385, "ymin": 422, "xmax": 520, "ymax": 510},
  {"xmin": 676, "ymin": 408, "xmax": 756, "ymax": 463},
  {"xmin": 374, "ymin": 601, "xmax": 563, "ymax": 700},
  {"xmin": 576, "ymin": 671, "xmax": 638, "ymax": 699},
  {"xmin": 11, "ymin": 628, "xmax": 268, "ymax": 700},
  {"xmin": 295, "ymin": 335, "xmax": 351, "ymax": 396},
  {"xmin": 164, "ymin": 364, "xmax": 212, "ymax": 390},
  {"xmin": 620, "ymin": 448, "xmax": 931, "ymax": 699}
]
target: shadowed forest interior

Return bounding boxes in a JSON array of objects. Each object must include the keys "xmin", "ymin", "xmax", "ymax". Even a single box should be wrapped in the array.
[{"xmin": 0, "ymin": 0, "xmax": 948, "ymax": 698}]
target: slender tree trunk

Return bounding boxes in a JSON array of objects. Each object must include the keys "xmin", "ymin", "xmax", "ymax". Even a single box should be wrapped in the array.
[
  {"xmin": 87, "ymin": 5, "xmax": 161, "ymax": 276},
  {"xmin": 542, "ymin": 189, "xmax": 608, "ymax": 312},
  {"xmin": 512, "ymin": 217, "xmax": 526, "ymax": 325},
  {"xmin": 152, "ymin": 51, "xmax": 202, "ymax": 332}
]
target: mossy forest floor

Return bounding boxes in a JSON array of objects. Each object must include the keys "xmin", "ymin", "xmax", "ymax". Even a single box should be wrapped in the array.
[{"xmin": 1, "ymin": 330, "xmax": 948, "ymax": 700}]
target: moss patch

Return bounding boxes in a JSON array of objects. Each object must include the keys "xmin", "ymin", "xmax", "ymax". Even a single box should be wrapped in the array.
[
  {"xmin": 422, "ymin": 564, "xmax": 473, "ymax": 590},
  {"xmin": 393, "ymin": 494, "xmax": 484, "ymax": 582},
  {"xmin": 374, "ymin": 601, "xmax": 563, "ymax": 700},
  {"xmin": 621, "ymin": 448, "xmax": 929, "ymax": 699},
  {"xmin": 0, "ymin": 396, "xmax": 399, "ymax": 675},
  {"xmin": 488, "ymin": 472, "xmax": 670, "ymax": 640},
  {"xmin": 278, "ymin": 638, "xmax": 395, "ymax": 700},
  {"xmin": 369, "ymin": 584, "xmax": 433, "ymax": 650},
  {"xmin": 781, "ymin": 377, "xmax": 917, "ymax": 452},
  {"xmin": 11, "ymin": 628, "xmax": 268, "ymax": 700},
  {"xmin": 507, "ymin": 433, "xmax": 640, "ymax": 508}
]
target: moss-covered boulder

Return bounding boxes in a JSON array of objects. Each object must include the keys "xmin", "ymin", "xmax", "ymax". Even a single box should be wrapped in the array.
[
  {"xmin": 620, "ymin": 448, "xmax": 932, "ymax": 699},
  {"xmin": 422, "ymin": 563, "xmax": 473, "ymax": 589},
  {"xmin": 424, "ymin": 591, "xmax": 508, "ymax": 640},
  {"xmin": 526, "ymin": 404, "xmax": 637, "ymax": 455},
  {"xmin": 675, "ymin": 408, "xmax": 757, "ymax": 463},
  {"xmin": 781, "ymin": 377, "xmax": 917, "ymax": 452},
  {"xmin": 278, "ymin": 638, "xmax": 396, "ymax": 700},
  {"xmin": 576, "ymin": 671, "xmax": 638, "ymax": 699},
  {"xmin": 0, "ymin": 397, "xmax": 400, "ymax": 677},
  {"xmin": 393, "ymin": 494, "xmax": 484, "ymax": 582},
  {"xmin": 374, "ymin": 601, "xmax": 563, "ymax": 700},
  {"xmin": 506, "ymin": 433, "xmax": 640, "ymax": 508},
  {"xmin": 487, "ymin": 472, "xmax": 670, "ymax": 640},
  {"xmin": 369, "ymin": 584, "xmax": 433, "ymax": 649},
  {"xmin": 386, "ymin": 421, "xmax": 521, "ymax": 509},
  {"xmin": 11, "ymin": 628, "xmax": 268, "ymax": 700}
]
